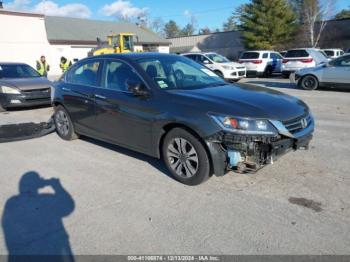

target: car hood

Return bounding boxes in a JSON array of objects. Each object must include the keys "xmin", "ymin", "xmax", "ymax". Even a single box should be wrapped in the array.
[
  {"xmin": 224, "ymin": 62, "xmax": 243, "ymax": 68},
  {"xmin": 0, "ymin": 77, "xmax": 52, "ymax": 91},
  {"xmin": 167, "ymin": 84, "xmax": 308, "ymax": 121}
]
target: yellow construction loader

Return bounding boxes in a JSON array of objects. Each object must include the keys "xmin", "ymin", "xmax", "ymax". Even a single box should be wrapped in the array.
[{"xmin": 89, "ymin": 33, "xmax": 140, "ymax": 56}]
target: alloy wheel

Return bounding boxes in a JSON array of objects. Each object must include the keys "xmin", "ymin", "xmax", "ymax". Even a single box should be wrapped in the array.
[
  {"xmin": 302, "ymin": 76, "xmax": 317, "ymax": 90},
  {"xmin": 55, "ymin": 110, "xmax": 70, "ymax": 137},
  {"xmin": 167, "ymin": 138, "xmax": 199, "ymax": 178}
]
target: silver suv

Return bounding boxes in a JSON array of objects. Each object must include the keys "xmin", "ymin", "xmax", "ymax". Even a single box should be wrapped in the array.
[
  {"xmin": 282, "ymin": 48, "xmax": 328, "ymax": 78},
  {"xmin": 291, "ymin": 54, "xmax": 350, "ymax": 90}
]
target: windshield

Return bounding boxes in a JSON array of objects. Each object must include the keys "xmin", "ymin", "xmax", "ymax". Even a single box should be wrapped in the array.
[
  {"xmin": 137, "ymin": 56, "xmax": 226, "ymax": 90},
  {"xmin": 205, "ymin": 53, "xmax": 230, "ymax": 63},
  {"xmin": 0, "ymin": 64, "xmax": 41, "ymax": 79}
]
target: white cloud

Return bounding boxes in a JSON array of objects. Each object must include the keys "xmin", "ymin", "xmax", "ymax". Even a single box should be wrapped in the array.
[
  {"xmin": 183, "ymin": 9, "xmax": 191, "ymax": 17},
  {"xmin": 33, "ymin": 1, "xmax": 91, "ymax": 18},
  {"xmin": 100, "ymin": 0, "xmax": 147, "ymax": 20},
  {"xmin": 4, "ymin": 0, "xmax": 91, "ymax": 18},
  {"xmin": 5, "ymin": 0, "xmax": 31, "ymax": 10}
]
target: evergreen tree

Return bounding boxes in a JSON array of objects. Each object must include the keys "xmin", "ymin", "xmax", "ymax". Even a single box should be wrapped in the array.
[
  {"xmin": 239, "ymin": 0, "xmax": 298, "ymax": 49},
  {"xmin": 181, "ymin": 23, "xmax": 196, "ymax": 36},
  {"xmin": 164, "ymin": 20, "xmax": 181, "ymax": 38},
  {"xmin": 335, "ymin": 7, "xmax": 350, "ymax": 19},
  {"xmin": 199, "ymin": 27, "xmax": 211, "ymax": 35}
]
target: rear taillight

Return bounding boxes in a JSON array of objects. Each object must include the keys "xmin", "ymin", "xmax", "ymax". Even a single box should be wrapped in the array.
[
  {"xmin": 301, "ymin": 58, "xmax": 313, "ymax": 63},
  {"xmin": 239, "ymin": 60, "xmax": 244, "ymax": 64},
  {"xmin": 252, "ymin": 60, "xmax": 262, "ymax": 64}
]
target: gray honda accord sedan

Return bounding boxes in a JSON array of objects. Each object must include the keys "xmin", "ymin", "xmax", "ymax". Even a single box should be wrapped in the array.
[
  {"xmin": 0, "ymin": 63, "xmax": 52, "ymax": 112},
  {"xmin": 52, "ymin": 53, "xmax": 314, "ymax": 185}
]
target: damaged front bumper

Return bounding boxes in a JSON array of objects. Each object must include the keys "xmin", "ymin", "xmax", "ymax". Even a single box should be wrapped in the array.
[{"xmin": 205, "ymin": 117, "xmax": 314, "ymax": 176}]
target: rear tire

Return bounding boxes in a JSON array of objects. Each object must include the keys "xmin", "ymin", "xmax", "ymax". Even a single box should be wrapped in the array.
[
  {"xmin": 298, "ymin": 75, "xmax": 319, "ymax": 90},
  {"xmin": 162, "ymin": 128, "xmax": 211, "ymax": 186},
  {"xmin": 54, "ymin": 105, "xmax": 79, "ymax": 141}
]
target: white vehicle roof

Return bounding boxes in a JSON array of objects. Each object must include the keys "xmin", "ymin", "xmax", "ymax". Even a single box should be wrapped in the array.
[
  {"xmin": 242, "ymin": 50, "xmax": 276, "ymax": 53},
  {"xmin": 322, "ymin": 48, "xmax": 343, "ymax": 51}
]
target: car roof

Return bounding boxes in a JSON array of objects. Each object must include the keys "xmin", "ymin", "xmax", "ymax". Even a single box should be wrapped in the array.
[
  {"xmin": 0, "ymin": 62, "xmax": 29, "ymax": 66},
  {"xmin": 323, "ymin": 49, "xmax": 343, "ymax": 51},
  {"xmin": 242, "ymin": 50, "xmax": 275, "ymax": 53},
  {"xmin": 86, "ymin": 52, "xmax": 180, "ymax": 61}
]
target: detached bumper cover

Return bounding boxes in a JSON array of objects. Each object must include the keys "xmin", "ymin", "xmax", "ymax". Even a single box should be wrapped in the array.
[{"xmin": 0, "ymin": 119, "xmax": 55, "ymax": 143}]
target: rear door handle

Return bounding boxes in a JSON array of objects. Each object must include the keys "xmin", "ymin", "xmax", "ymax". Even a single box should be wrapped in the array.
[{"xmin": 95, "ymin": 94, "xmax": 106, "ymax": 100}]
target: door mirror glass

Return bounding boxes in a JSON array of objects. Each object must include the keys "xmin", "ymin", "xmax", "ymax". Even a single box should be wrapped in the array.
[{"xmin": 203, "ymin": 60, "xmax": 210, "ymax": 64}]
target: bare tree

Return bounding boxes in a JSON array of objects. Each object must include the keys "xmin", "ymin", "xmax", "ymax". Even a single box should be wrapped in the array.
[
  {"xmin": 149, "ymin": 17, "xmax": 165, "ymax": 36},
  {"xmin": 302, "ymin": 0, "xmax": 337, "ymax": 47}
]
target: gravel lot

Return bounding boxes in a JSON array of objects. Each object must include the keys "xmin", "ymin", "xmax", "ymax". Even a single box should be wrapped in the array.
[{"xmin": 0, "ymin": 77, "xmax": 349, "ymax": 255}]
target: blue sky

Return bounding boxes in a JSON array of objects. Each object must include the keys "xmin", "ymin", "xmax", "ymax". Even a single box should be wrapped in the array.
[{"xmin": 3, "ymin": 0, "xmax": 350, "ymax": 30}]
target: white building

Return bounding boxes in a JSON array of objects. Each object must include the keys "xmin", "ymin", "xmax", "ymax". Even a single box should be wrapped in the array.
[{"xmin": 0, "ymin": 9, "xmax": 170, "ymax": 76}]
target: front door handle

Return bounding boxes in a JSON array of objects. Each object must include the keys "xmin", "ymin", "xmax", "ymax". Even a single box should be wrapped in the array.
[{"xmin": 95, "ymin": 94, "xmax": 106, "ymax": 100}]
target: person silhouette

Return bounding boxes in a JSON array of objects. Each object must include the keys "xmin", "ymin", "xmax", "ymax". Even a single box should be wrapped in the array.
[{"xmin": 2, "ymin": 171, "xmax": 75, "ymax": 262}]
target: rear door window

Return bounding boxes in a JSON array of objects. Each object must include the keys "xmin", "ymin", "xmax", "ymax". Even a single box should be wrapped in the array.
[
  {"xmin": 240, "ymin": 52, "xmax": 260, "ymax": 59},
  {"xmin": 285, "ymin": 50, "xmax": 309, "ymax": 58},
  {"xmin": 262, "ymin": 53, "xmax": 269, "ymax": 59}
]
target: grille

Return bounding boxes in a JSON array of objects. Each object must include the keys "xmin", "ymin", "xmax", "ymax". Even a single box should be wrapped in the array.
[
  {"xmin": 21, "ymin": 88, "xmax": 50, "ymax": 93},
  {"xmin": 283, "ymin": 113, "xmax": 312, "ymax": 134}
]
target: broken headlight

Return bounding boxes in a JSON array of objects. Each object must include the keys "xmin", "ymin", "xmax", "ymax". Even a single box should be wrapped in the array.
[{"xmin": 209, "ymin": 114, "xmax": 278, "ymax": 135}]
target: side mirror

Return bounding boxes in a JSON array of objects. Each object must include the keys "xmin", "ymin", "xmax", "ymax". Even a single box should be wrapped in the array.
[
  {"xmin": 127, "ymin": 80, "xmax": 149, "ymax": 97},
  {"xmin": 203, "ymin": 60, "xmax": 210, "ymax": 64}
]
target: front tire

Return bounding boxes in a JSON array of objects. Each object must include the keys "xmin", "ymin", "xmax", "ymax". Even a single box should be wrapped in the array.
[
  {"xmin": 0, "ymin": 103, "xmax": 6, "ymax": 112},
  {"xmin": 214, "ymin": 70, "xmax": 224, "ymax": 79},
  {"xmin": 162, "ymin": 128, "xmax": 211, "ymax": 186},
  {"xmin": 54, "ymin": 105, "xmax": 79, "ymax": 140},
  {"xmin": 298, "ymin": 75, "xmax": 319, "ymax": 90}
]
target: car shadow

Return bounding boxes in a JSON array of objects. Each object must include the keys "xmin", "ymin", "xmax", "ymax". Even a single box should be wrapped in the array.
[
  {"xmin": 1, "ymin": 171, "xmax": 75, "ymax": 262},
  {"xmin": 5, "ymin": 104, "xmax": 52, "ymax": 112},
  {"xmin": 80, "ymin": 136, "xmax": 174, "ymax": 181}
]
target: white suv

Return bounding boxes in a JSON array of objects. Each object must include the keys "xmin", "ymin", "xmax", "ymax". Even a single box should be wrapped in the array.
[
  {"xmin": 323, "ymin": 49, "xmax": 345, "ymax": 59},
  {"xmin": 282, "ymin": 48, "xmax": 328, "ymax": 78},
  {"xmin": 238, "ymin": 50, "xmax": 283, "ymax": 77},
  {"xmin": 182, "ymin": 52, "xmax": 246, "ymax": 82}
]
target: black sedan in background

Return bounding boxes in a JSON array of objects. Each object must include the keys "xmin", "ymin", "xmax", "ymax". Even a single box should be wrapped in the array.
[
  {"xmin": 52, "ymin": 53, "xmax": 314, "ymax": 185},
  {"xmin": 0, "ymin": 63, "xmax": 52, "ymax": 112}
]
